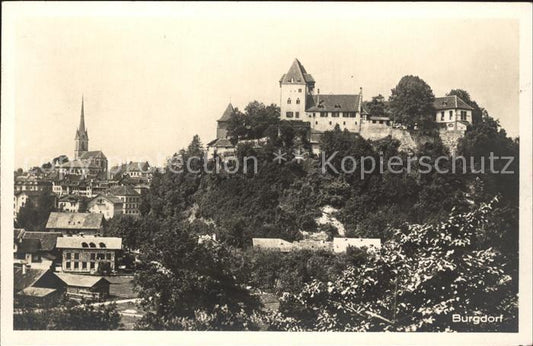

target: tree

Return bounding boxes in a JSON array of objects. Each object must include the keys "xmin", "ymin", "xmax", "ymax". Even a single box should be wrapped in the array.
[
  {"xmin": 14, "ymin": 303, "xmax": 121, "ymax": 330},
  {"xmin": 270, "ymin": 197, "xmax": 517, "ymax": 332},
  {"xmin": 366, "ymin": 94, "xmax": 388, "ymax": 117},
  {"xmin": 134, "ymin": 220, "xmax": 263, "ymax": 330},
  {"xmin": 15, "ymin": 191, "xmax": 56, "ymax": 230},
  {"xmin": 226, "ymin": 101, "xmax": 280, "ymax": 142},
  {"xmin": 389, "ymin": 75, "xmax": 435, "ymax": 130}
]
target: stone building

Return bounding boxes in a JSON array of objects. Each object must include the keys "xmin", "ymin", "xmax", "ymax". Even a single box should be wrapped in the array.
[{"xmin": 56, "ymin": 236, "xmax": 122, "ymax": 274}]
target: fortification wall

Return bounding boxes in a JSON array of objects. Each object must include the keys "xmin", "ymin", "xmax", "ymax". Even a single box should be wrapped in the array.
[{"xmin": 439, "ymin": 129, "xmax": 464, "ymax": 156}]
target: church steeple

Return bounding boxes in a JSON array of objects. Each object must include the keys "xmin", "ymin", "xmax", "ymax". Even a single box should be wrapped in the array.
[{"xmin": 74, "ymin": 96, "xmax": 89, "ymax": 159}]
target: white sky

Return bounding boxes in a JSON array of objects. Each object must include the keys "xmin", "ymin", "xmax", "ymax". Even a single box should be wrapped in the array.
[{"xmin": 9, "ymin": 3, "xmax": 520, "ymax": 169}]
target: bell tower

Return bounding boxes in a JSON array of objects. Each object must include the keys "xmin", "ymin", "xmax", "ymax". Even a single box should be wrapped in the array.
[
  {"xmin": 74, "ymin": 96, "xmax": 89, "ymax": 159},
  {"xmin": 279, "ymin": 59, "xmax": 315, "ymax": 121}
]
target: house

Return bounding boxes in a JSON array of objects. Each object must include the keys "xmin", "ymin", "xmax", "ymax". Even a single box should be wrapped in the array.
[
  {"xmin": 110, "ymin": 161, "xmax": 152, "ymax": 181},
  {"xmin": 108, "ymin": 185, "xmax": 141, "ymax": 216},
  {"xmin": 55, "ymin": 273, "xmax": 110, "ymax": 300},
  {"xmin": 14, "ymin": 230, "xmax": 63, "ymax": 270},
  {"xmin": 332, "ymin": 237, "xmax": 381, "ymax": 253},
  {"xmin": 56, "ymin": 236, "xmax": 122, "ymax": 274},
  {"xmin": 58, "ymin": 195, "xmax": 87, "ymax": 212},
  {"xmin": 87, "ymin": 194, "xmax": 123, "ymax": 220},
  {"xmin": 14, "ymin": 190, "xmax": 57, "ymax": 218},
  {"xmin": 14, "ymin": 176, "xmax": 53, "ymax": 193},
  {"xmin": 434, "ymin": 95, "xmax": 473, "ymax": 131},
  {"xmin": 14, "ymin": 267, "xmax": 65, "ymax": 307},
  {"xmin": 45, "ymin": 212, "xmax": 104, "ymax": 235}
]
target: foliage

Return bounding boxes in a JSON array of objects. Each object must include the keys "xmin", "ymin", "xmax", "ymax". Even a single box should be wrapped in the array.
[
  {"xmin": 388, "ymin": 75, "xmax": 436, "ymax": 130},
  {"xmin": 226, "ymin": 101, "xmax": 280, "ymax": 142},
  {"xmin": 269, "ymin": 198, "xmax": 517, "ymax": 332},
  {"xmin": 365, "ymin": 94, "xmax": 389, "ymax": 117},
  {"xmin": 14, "ymin": 303, "xmax": 121, "ymax": 330},
  {"xmin": 15, "ymin": 190, "xmax": 57, "ymax": 230},
  {"xmin": 134, "ymin": 219, "xmax": 262, "ymax": 330}
]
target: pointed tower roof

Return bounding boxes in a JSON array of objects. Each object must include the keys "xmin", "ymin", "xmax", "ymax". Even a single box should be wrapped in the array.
[
  {"xmin": 217, "ymin": 103, "xmax": 234, "ymax": 122},
  {"xmin": 279, "ymin": 59, "xmax": 315, "ymax": 84},
  {"xmin": 75, "ymin": 96, "xmax": 88, "ymax": 140}
]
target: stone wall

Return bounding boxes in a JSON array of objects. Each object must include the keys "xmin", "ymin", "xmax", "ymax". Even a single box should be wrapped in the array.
[{"xmin": 439, "ymin": 129, "xmax": 465, "ymax": 156}]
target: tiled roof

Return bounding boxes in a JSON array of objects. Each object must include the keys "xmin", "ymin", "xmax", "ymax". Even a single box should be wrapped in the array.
[
  {"xmin": 55, "ymin": 273, "xmax": 110, "ymax": 288},
  {"xmin": 18, "ymin": 287, "xmax": 57, "ymax": 297},
  {"xmin": 79, "ymin": 151, "xmax": 107, "ymax": 159},
  {"xmin": 279, "ymin": 59, "xmax": 315, "ymax": 85},
  {"xmin": 109, "ymin": 185, "xmax": 139, "ymax": 196},
  {"xmin": 217, "ymin": 103, "xmax": 234, "ymax": 122},
  {"xmin": 18, "ymin": 238, "xmax": 41, "ymax": 253},
  {"xmin": 89, "ymin": 194, "xmax": 123, "ymax": 205},
  {"xmin": 306, "ymin": 94, "xmax": 360, "ymax": 112},
  {"xmin": 56, "ymin": 236, "xmax": 122, "ymax": 250},
  {"xmin": 22, "ymin": 232, "xmax": 62, "ymax": 252},
  {"xmin": 433, "ymin": 96, "xmax": 474, "ymax": 110},
  {"xmin": 45, "ymin": 212, "xmax": 103, "ymax": 230},
  {"xmin": 14, "ymin": 267, "xmax": 48, "ymax": 292}
]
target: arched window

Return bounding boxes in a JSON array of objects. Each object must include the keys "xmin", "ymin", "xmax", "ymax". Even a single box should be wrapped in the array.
[
  {"xmin": 81, "ymin": 242, "xmax": 88, "ymax": 248},
  {"xmin": 287, "ymin": 98, "xmax": 291, "ymax": 104},
  {"xmin": 296, "ymin": 98, "xmax": 300, "ymax": 104},
  {"xmin": 99, "ymin": 242, "xmax": 106, "ymax": 248},
  {"xmin": 89, "ymin": 242, "xmax": 96, "ymax": 248}
]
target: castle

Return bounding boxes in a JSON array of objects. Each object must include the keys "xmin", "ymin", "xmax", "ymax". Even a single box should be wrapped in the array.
[{"xmin": 208, "ymin": 59, "xmax": 474, "ymax": 155}]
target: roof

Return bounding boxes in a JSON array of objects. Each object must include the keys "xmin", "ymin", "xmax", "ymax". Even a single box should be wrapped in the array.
[
  {"xmin": 433, "ymin": 96, "xmax": 474, "ymax": 111},
  {"xmin": 279, "ymin": 59, "xmax": 315, "ymax": 85},
  {"xmin": 18, "ymin": 287, "xmax": 57, "ymax": 297},
  {"xmin": 217, "ymin": 103, "xmax": 234, "ymax": 122},
  {"xmin": 14, "ymin": 267, "xmax": 49, "ymax": 291},
  {"xmin": 207, "ymin": 138, "xmax": 235, "ymax": 148},
  {"xmin": 17, "ymin": 238, "xmax": 41, "ymax": 253},
  {"xmin": 55, "ymin": 273, "xmax": 110, "ymax": 288},
  {"xmin": 56, "ymin": 236, "xmax": 122, "ymax": 250},
  {"xmin": 306, "ymin": 94, "xmax": 360, "ymax": 112},
  {"xmin": 79, "ymin": 151, "xmax": 107, "ymax": 160},
  {"xmin": 108, "ymin": 185, "xmax": 139, "ymax": 196},
  {"xmin": 59, "ymin": 195, "xmax": 84, "ymax": 203},
  {"xmin": 22, "ymin": 232, "xmax": 62, "ymax": 252},
  {"xmin": 89, "ymin": 194, "xmax": 123, "ymax": 205},
  {"xmin": 252, "ymin": 238, "xmax": 293, "ymax": 247},
  {"xmin": 58, "ymin": 160, "xmax": 87, "ymax": 169},
  {"xmin": 45, "ymin": 212, "xmax": 103, "ymax": 230}
]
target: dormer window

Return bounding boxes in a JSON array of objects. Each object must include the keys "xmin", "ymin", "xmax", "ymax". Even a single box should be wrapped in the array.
[
  {"xmin": 82, "ymin": 242, "xmax": 88, "ymax": 248},
  {"xmin": 99, "ymin": 242, "xmax": 106, "ymax": 248},
  {"xmin": 296, "ymin": 98, "xmax": 300, "ymax": 105},
  {"xmin": 287, "ymin": 98, "xmax": 292, "ymax": 104}
]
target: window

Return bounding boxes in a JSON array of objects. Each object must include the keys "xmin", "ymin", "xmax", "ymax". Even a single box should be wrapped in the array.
[
  {"xmin": 31, "ymin": 254, "xmax": 41, "ymax": 262},
  {"xmin": 315, "ymin": 121, "xmax": 318, "ymax": 125},
  {"xmin": 74, "ymin": 253, "xmax": 79, "ymax": 260},
  {"xmin": 355, "ymin": 121, "xmax": 357, "ymax": 125},
  {"xmin": 97, "ymin": 253, "xmax": 105, "ymax": 260},
  {"xmin": 89, "ymin": 242, "xmax": 96, "ymax": 248},
  {"xmin": 106, "ymin": 253, "xmax": 112, "ymax": 260},
  {"xmin": 82, "ymin": 242, "xmax": 88, "ymax": 248},
  {"xmin": 320, "ymin": 112, "xmax": 327, "ymax": 118},
  {"xmin": 329, "ymin": 121, "xmax": 332, "ymax": 125},
  {"xmin": 82, "ymin": 262, "xmax": 87, "ymax": 269},
  {"xmin": 343, "ymin": 121, "xmax": 346, "ymax": 125},
  {"xmin": 372, "ymin": 120, "xmax": 377, "ymax": 124},
  {"xmin": 295, "ymin": 112, "xmax": 300, "ymax": 118},
  {"xmin": 66, "ymin": 252, "xmax": 71, "ymax": 260},
  {"xmin": 441, "ymin": 111, "xmax": 445, "ymax": 121},
  {"xmin": 461, "ymin": 110, "xmax": 467, "ymax": 121},
  {"xmin": 74, "ymin": 262, "xmax": 79, "ymax": 269},
  {"xmin": 99, "ymin": 242, "xmax": 106, "ymax": 248},
  {"xmin": 449, "ymin": 110, "xmax": 453, "ymax": 120},
  {"xmin": 296, "ymin": 98, "xmax": 300, "ymax": 104},
  {"xmin": 286, "ymin": 112, "xmax": 294, "ymax": 118},
  {"xmin": 379, "ymin": 121, "xmax": 384, "ymax": 124},
  {"xmin": 332, "ymin": 112, "xmax": 339, "ymax": 118},
  {"xmin": 90, "ymin": 262, "xmax": 95, "ymax": 269},
  {"xmin": 342, "ymin": 112, "xmax": 349, "ymax": 118},
  {"xmin": 350, "ymin": 112, "xmax": 356, "ymax": 118},
  {"xmin": 287, "ymin": 98, "xmax": 292, "ymax": 104},
  {"xmin": 66, "ymin": 261, "xmax": 71, "ymax": 269},
  {"xmin": 313, "ymin": 113, "xmax": 316, "ymax": 117},
  {"xmin": 90, "ymin": 253, "xmax": 96, "ymax": 260},
  {"xmin": 298, "ymin": 88, "xmax": 302, "ymax": 93}
]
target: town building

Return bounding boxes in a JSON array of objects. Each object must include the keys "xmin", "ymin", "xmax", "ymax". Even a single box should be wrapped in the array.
[
  {"xmin": 109, "ymin": 161, "xmax": 152, "ymax": 182},
  {"xmin": 108, "ymin": 185, "xmax": 141, "ymax": 216},
  {"xmin": 206, "ymin": 103, "xmax": 238, "ymax": 159},
  {"xmin": 45, "ymin": 212, "xmax": 104, "ymax": 236},
  {"xmin": 54, "ymin": 273, "xmax": 110, "ymax": 300},
  {"xmin": 87, "ymin": 194, "xmax": 124, "ymax": 220},
  {"xmin": 14, "ymin": 230, "xmax": 63, "ymax": 270},
  {"xmin": 56, "ymin": 236, "xmax": 122, "ymax": 274},
  {"xmin": 14, "ymin": 267, "xmax": 65, "ymax": 307},
  {"xmin": 14, "ymin": 176, "xmax": 53, "ymax": 193},
  {"xmin": 434, "ymin": 95, "xmax": 474, "ymax": 131},
  {"xmin": 58, "ymin": 195, "xmax": 87, "ymax": 212},
  {"xmin": 252, "ymin": 237, "xmax": 381, "ymax": 253}
]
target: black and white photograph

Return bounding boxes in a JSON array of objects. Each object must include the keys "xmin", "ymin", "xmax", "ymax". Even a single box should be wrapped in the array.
[{"xmin": 1, "ymin": 2, "xmax": 532, "ymax": 345}]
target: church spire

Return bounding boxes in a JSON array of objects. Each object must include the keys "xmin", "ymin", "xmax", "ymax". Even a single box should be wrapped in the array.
[
  {"xmin": 79, "ymin": 95, "xmax": 86, "ymax": 133},
  {"xmin": 75, "ymin": 96, "xmax": 89, "ymax": 159}
]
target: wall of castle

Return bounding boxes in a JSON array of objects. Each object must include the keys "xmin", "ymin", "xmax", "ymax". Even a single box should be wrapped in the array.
[{"xmin": 439, "ymin": 129, "xmax": 465, "ymax": 156}]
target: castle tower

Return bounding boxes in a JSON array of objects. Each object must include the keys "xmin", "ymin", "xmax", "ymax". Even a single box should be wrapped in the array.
[
  {"xmin": 74, "ymin": 97, "xmax": 89, "ymax": 159},
  {"xmin": 216, "ymin": 103, "xmax": 234, "ymax": 139},
  {"xmin": 279, "ymin": 59, "xmax": 315, "ymax": 121}
]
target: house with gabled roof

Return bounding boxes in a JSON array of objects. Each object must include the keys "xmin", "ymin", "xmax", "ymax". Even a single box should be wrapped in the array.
[
  {"xmin": 56, "ymin": 236, "xmax": 122, "ymax": 274},
  {"xmin": 434, "ymin": 95, "xmax": 474, "ymax": 131},
  {"xmin": 45, "ymin": 212, "xmax": 103, "ymax": 235},
  {"xmin": 87, "ymin": 194, "xmax": 123, "ymax": 220},
  {"xmin": 54, "ymin": 273, "xmax": 110, "ymax": 300},
  {"xmin": 14, "ymin": 230, "xmax": 63, "ymax": 270}
]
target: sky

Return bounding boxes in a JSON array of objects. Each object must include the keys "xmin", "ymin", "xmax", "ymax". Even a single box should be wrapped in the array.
[{"xmin": 10, "ymin": 4, "xmax": 520, "ymax": 169}]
